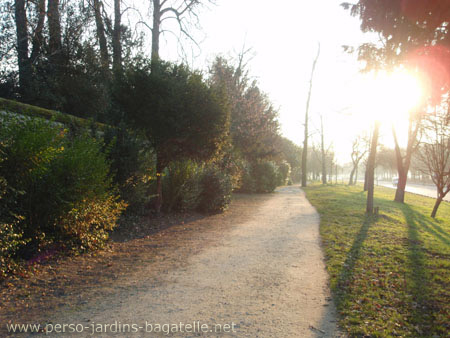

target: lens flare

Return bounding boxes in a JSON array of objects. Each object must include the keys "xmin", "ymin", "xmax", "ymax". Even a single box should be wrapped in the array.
[{"xmin": 357, "ymin": 69, "xmax": 424, "ymax": 125}]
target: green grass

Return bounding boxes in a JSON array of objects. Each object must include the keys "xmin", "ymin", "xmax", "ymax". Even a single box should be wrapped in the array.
[{"xmin": 304, "ymin": 184, "xmax": 449, "ymax": 337}]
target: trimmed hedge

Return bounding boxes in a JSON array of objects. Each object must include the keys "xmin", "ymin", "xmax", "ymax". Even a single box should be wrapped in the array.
[{"xmin": 0, "ymin": 97, "xmax": 108, "ymax": 131}]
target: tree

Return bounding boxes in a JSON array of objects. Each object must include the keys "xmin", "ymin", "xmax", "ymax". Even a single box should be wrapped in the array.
[
  {"xmin": 12, "ymin": 0, "xmax": 47, "ymax": 99},
  {"xmin": 302, "ymin": 44, "xmax": 320, "ymax": 187},
  {"xmin": 112, "ymin": 0, "xmax": 122, "ymax": 71},
  {"xmin": 343, "ymin": 1, "xmax": 450, "ymax": 202},
  {"xmin": 366, "ymin": 121, "xmax": 380, "ymax": 214},
  {"xmin": 377, "ymin": 146, "xmax": 397, "ymax": 180},
  {"xmin": 341, "ymin": 1, "xmax": 450, "ymax": 74},
  {"xmin": 349, "ymin": 134, "xmax": 368, "ymax": 185},
  {"xmin": 275, "ymin": 136, "xmax": 302, "ymax": 170},
  {"xmin": 418, "ymin": 101, "xmax": 450, "ymax": 218},
  {"xmin": 148, "ymin": 0, "xmax": 214, "ymax": 62},
  {"xmin": 14, "ymin": 0, "xmax": 30, "ymax": 97},
  {"xmin": 209, "ymin": 56, "xmax": 279, "ymax": 162},
  {"xmin": 320, "ymin": 115, "xmax": 327, "ymax": 184},
  {"xmin": 92, "ymin": 0, "xmax": 109, "ymax": 69},
  {"xmin": 115, "ymin": 61, "xmax": 229, "ymax": 213},
  {"xmin": 47, "ymin": 0, "xmax": 62, "ymax": 66},
  {"xmin": 392, "ymin": 112, "xmax": 422, "ymax": 202}
]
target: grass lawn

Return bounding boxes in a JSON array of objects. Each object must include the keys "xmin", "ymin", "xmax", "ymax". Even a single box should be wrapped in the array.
[{"xmin": 303, "ymin": 184, "xmax": 449, "ymax": 337}]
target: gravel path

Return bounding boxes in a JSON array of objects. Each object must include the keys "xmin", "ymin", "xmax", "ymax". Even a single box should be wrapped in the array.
[{"xmin": 31, "ymin": 186, "xmax": 341, "ymax": 337}]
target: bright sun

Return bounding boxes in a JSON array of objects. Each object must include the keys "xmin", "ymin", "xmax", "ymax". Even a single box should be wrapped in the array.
[{"xmin": 358, "ymin": 69, "xmax": 424, "ymax": 125}]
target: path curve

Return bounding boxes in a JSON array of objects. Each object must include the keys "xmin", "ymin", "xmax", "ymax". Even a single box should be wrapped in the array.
[{"xmin": 47, "ymin": 186, "xmax": 341, "ymax": 337}]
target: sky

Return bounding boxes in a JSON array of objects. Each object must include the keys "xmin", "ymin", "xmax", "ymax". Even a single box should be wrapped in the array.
[{"xmin": 155, "ymin": 0, "xmax": 406, "ymax": 164}]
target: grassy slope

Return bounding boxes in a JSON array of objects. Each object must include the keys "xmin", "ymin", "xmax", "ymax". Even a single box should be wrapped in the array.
[{"xmin": 304, "ymin": 184, "xmax": 449, "ymax": 337}]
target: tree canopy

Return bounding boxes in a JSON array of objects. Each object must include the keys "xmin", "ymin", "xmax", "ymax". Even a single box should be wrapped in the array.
[{"xmin": 116, "ymin": 60, "xmax": 229, "ymax": 167}]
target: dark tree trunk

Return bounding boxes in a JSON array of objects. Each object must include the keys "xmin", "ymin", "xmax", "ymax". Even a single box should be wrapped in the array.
[
  {"xmin": 348, "ymin": 167, "xmax": 355, "ymax": 185},
  {"xmin": 366, "ymin": 122, "xmax": 380, "ymax": 214},
  {"xmin": 14, "ymin": 0, "xmax": 30, "ymax": 98},
  {"xmin": 93, "ymin": 0, "xmax": 109, "ymax": 69},
  {"xmin": 395, "ymin": 170, "xmax": 408, "ymax": 202},
  {"xmin": 47, "ymin": 0, "xmax": 62, "ymax": 65},
  {"xmin": 30, "ymin": 0, "xmax": 46, "ymax": 63},
  {"xmin": 364, "ymin": 168, "xmax": 368, "ymax": 191},
  {"xmin": 393, "ymin": 119, "xmax": 418, "ymax": 203},
  {"xmin": 112, "ymin": 0, "xmax": 122, "ymax": 72},
  {"xmin": 431, "ymin": 196, "xmax": 443, "ymax": 218},
  {"xmin": 151, "ymin": 0, "xmax": 161, "ymax": 63}
]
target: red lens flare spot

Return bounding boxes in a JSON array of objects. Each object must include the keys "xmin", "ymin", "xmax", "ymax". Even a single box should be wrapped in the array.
[{"xmin": 407, "ymin": 45, "xmax": 450, "ymax": 103}]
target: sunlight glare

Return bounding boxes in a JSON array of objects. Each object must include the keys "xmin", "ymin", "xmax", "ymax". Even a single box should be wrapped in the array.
[{"xmin": 359, "ymin": 69, "xmax": 424, "ymax": 124}]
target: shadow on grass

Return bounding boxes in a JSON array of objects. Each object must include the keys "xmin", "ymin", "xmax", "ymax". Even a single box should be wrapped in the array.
[
  {"xmin": 334, "ymin": 215, "xmax": 375, "ymax": 307},
  {"xmin": 312, "ymin": 214, "xmax": 376, "ymax": 338},
  {"xmin": 400, "ymin": 204, "xmax": 438, "ymax": 335},
  {"xmin": 401, "ymin": 204, "xmax": 450, "ymax": 247}
]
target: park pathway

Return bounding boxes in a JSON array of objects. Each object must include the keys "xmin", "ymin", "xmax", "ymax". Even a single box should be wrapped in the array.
[{"xmin": 39, "ymin": 186, "xmax": 341, "ymax": 337}]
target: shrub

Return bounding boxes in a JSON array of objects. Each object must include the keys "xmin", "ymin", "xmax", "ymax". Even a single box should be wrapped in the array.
[
  {"xmin": 239, "ymin": 162, "xmax": 257, "ymax": 193},
  {"xmin": 290, "ymin": 167, "xmax": 302, "ymax": 183},
  {"xmin": 252, "ymin": 161, "xmax": 280, "ymax": 193},
  {"xmin": 277, "ymin": 161, "xmax": 291, "ymax": 186},
  {"xmin": 162, "ymin": 160, "xmax": 201, "ymax": 212},
  {"xmin": 58, "ymin": 195, "xmax": 126, "ymax": 250},
  {"xmin": 42, "ymin": 135, "xmax": 126, "ymax": 249},
  {"xmin": 0, "ymin": 117, "xmax": 125, "ymax": 257},
  {"xmin": 0, "ymin": 174, "xmax": 27, "ymax": 279},
  {"xmin": 240, "ymin": 160, "xmax": 280, "ymax": 193},
  {"xmin": 103, "ymin": 126, "xmax": 154, "ymax": 215},
  {"xmin": 0, "ymin": 221, "xmax": 26, "ymax": 279},
  {"xmin": 197, "ymin": 166, "xmax": 232, "ymax": 213}
]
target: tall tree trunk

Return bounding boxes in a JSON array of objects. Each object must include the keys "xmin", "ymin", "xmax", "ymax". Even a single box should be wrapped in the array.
[
  {"xmin": 301, "ymin": 44, "xmax": 320, "ymax": 187},
  {"xmin": 112, "ymin": 0, "xmax": 122, "ymax": 72},
  {"xmin": 151, "ymin": 0, "xmax": 161, "ymax": 63},
  {"xmin": 366, "ymin": 121, "xmax": 380, "ymax": 214},
  {"xmin": 431, "ymin": 196, "xmax": 443, "ymax": 218},
  {"xmin": 393, "ymin": 118, "xmax": 418, "ymax": 203},
  {"xmin": 14, "ymin": 0, "xmax": 30, "ymax": 98},
  {"xmin": 363, "ymin": 168, "xmax": 368, "ymax": 191},
  {"xmin": 93, "ymin": 0, "xmax": 109, "ymax": 69},
  {"xmin": 348, "ymin": 166, "xmax": 356, "ymax": 185},
  {"xmin": 47, "ymin": 0, "xmax": 62, "ymax": 65},
  {"xmin": 301, "ymin": 116, "xmax": 308, "ymax": 187},
  {"xmin": 30, "ymin": 0, "xmax": 46, "ymax": 63},
  {"xmin": 321, "ymin": 115, "xmax": 327, "ymax": 184}
]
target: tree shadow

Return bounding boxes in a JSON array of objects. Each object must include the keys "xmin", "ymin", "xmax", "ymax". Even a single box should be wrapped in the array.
[
  {"xmin": 312, "ymin": 215, "xmax": 375, "ymax": 338},
  {"xmin": 401, "ymin": 204, "xmax": 450, "ymax": 246},
  {"xmin": 400, "ymin": 205, "xmax": 438, "ymax": 334},
  {"xmin": 334, "ymin": 215, "xmax": 374, "ymax": 307}
]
